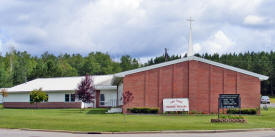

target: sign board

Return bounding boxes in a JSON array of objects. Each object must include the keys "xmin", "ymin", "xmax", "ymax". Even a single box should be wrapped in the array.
[
  {"xmin": 163, "ymin": 98, "xmax": 189, "ymax": 112},
  {"xmin": 219, "ymin": 94, "xmax": 240, "ymax": 109}
]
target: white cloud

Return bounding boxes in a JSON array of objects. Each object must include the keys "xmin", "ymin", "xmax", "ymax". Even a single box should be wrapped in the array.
[
  {"xmin": 0, "ymin": 0, "xmax": 274, "ymax": 59},
  {"xmin": 243, "ymin": 15, "xmax": 265, "ymax": 25},
  {"xmin": 194, "ymin": 30, "xmax": 235, "ymax": 54}
]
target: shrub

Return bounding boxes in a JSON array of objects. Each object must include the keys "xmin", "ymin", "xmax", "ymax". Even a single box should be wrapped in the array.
[
  {"xmin": 189, "ymin": 110, "xmax": 203, "ymax": 114},
  {"xmin": 227, "ymin": 108, "xmax": 257, "ymax": 115},
  {"xmin": 87, "ymin": 108, "xmax": 108, "ymax": 114},
  {"xmin": 127, "ymin": 107, "xmax": 159, "ymax": 114},
  {"xmin": 220, "ymin": 115, "xmax": 244, "ymax": 119},
  {"xmin": 164, "ymin": 111, "xmax": 188, "ymax": 114}
]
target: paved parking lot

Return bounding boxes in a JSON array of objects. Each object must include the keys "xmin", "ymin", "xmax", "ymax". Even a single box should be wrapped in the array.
[
  {"xmin": 260, "ymin": 103, "xmax": 275, "ymax": 108},
  {"xmin": 1, "ymin": 129, "xmax": 275, "ymax": 137}
]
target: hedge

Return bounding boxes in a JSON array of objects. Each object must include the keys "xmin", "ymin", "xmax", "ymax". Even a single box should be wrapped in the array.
[
  {"xmin": 127, "ymin": 107, "xmax": 159, "ymax": 114},
  {"xmin": 227, "ymin": 108, "xmax": 257, "ymax": 115}
]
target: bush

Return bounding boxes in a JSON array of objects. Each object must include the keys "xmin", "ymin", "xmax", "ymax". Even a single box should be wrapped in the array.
[
  {"xmin": 87, "ymin": 108, "xmax": 108, "ymax": 114},
  {"xmin": 220, "ymin": 115, "xmax": 244, "ymax": 119},
  {"xmin": 127, "ymin": 107, "xmax": 159, "ymax": 114},
  {"xmin": 227, "ymin": 108, "xmax": 257, "ymax": 115},
  {"xmin": 164, "ymin": 111, "xmax": 189, "ymax": 114}
]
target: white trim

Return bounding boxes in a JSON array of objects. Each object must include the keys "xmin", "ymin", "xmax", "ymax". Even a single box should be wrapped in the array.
[
  {"xmin": 6, "ymin": 85, "xmax": 116, "ymax": 93},
  {"xmin": 114, "ymin": 56, "xmax": 269, "ymax": 81},
  {"xmin": 95, "ymin": 86, "xmax": 117, "ymax": 90}
]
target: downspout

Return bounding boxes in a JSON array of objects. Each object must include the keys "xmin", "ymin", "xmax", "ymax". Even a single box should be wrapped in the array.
[{"xmin": 116, "ymin": 84, "xmax": 119, "ymax": 107}]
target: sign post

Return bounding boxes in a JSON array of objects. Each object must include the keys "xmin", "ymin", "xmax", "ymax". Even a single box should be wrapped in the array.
[
  {"xmin": 218, "ymin": 94, "xmax": 241, "ymax": 119},
  {"xmin": 163, "ymin": 98, "xmax": 189, "ymax": 113}
]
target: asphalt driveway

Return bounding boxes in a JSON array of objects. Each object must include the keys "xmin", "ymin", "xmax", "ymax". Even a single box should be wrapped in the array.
[
  {"xmin": 261, "ymin": 103, "xmax": 275, "ymax": 108},
  {"xmin": 1, "ymin": 129, "xmax": 275, "ymax": 137}
]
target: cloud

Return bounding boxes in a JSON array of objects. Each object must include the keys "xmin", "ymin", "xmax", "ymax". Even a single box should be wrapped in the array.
[
  {"xmin": 0, "ymin": 0, "xmax": 274, "ymax": 61},
  {"xmin": 194, "ymin": 30, "xmax": 235, "ymax": 54},
  {"xmin": 243, "ymin": 15, "xmax": 265, "ymax": 25}
]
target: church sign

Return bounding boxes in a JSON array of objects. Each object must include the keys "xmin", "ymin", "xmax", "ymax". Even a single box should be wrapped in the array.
[
  {"xmin": 219, "ymin": 94, "xmax": 241, "ymax": 109},
  {"xmin": 163, "ymin": 98, "xmax": 189, "ymax": 113}
]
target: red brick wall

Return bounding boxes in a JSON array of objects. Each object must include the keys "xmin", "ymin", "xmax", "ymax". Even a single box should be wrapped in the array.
[
  {"xmin": 210, "ymin": 66, "xmax": 224, "ymax": 113},
  {"xmin": 196, "ymin": 62, "xmax": 210, "ymax": 113},
  {"xmin": 3, "ymin": 102, "xmax": 82, "ymax": 109},
  {"xmin": 123, "ymin": 62, "xmax": 190, "ymax": 113},
  {"xmin": 96, "ymin": 90, "xmax": 100, "ymax": 108},
  {"xmin": 123, "ymin": 60, "xmax": 261, "ymax": 114},
  {"xmin": 159, "ymin": 65, "xmax": 173, "ymax": 112},
  {"xmin": 123, "ymin": 72, "xmax": 146, "ymax": 112},
  {"xmin": 238, "ymin": 73, "xmax": 260, "ymax": 109},
  {"xmin": 145, "ymin": 69, "xmax": 159, "ymax": 108}
]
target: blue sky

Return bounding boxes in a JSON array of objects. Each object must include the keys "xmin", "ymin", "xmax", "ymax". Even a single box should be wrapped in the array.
[{"xmin": 0, "ymin": 0, "xmax": 274, "ymax": 62}]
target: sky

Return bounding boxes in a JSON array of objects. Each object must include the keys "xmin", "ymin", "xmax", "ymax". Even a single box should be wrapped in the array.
[{"xmin": 0, "ymin": 0, "xmax": 274, "ymax": 62}]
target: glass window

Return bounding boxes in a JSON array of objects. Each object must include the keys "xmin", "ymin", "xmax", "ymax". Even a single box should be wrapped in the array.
[
  {"xmin": 71, "ymin": 94, "xmax": 75, "ymax": 102},
  {"xmin": 65, "ymin": 94, "xmax": 70, "ymax": 102},
  {"xmin": 100, "ymin": 94, "xmax": 105, "ymax": 105},
  {"xmin": 30, "ymin": 95, "xmax": 33, "ymax": 102}
]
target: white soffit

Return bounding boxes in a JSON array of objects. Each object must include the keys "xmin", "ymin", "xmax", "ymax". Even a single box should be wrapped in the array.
[
  {"xmin": 114, "ymin": 56, "xmax": 269, "ymax": 81},
  {"xmin": 7, "ymin": 75, "xmax": 116, "ymax": 93}
]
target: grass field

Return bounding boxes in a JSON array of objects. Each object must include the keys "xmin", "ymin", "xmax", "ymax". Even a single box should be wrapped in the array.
[
  {"xmin": 270, "ymin": 96, "xmax": 275, "ymax": 103},
  {"xmin": 1, "ymin": 106, "xmax": 275, "ymax": 132}
]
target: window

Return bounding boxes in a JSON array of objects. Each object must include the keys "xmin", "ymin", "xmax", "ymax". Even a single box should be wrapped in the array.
[
  {"xmin": 100, "ymin": 94, "xmax": 105, "ymax": 106},
  {"xmin": 65, "ymin": 94, "xmax": 75, "ymax": 102},
  {"xmin": 65, "ymin": 94, "xmax": 70, "ymax": 102},
  {"xmin": 30, "ymin": 95, "xmax": 33, "ymax": 102},
  {"xmin": 71, "ymin": 94, "xmax": 75, "ymax": 102}
]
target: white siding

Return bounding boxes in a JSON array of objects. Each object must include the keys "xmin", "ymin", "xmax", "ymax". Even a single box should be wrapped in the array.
[
  {"xmin": 0, "ymin": 95, "xmax": 3, "ymax": 103},
  {"xmin": 100, "ymin": 90, "xmax": 117, "ymax": 107},
  {"xmin": 118, "ymin": 83, "xmax": 123, "ymax": 106},
  {"xmin": 4, "ymin": 93, "xmax": 30, "ymax": 102},
  {"xmin": 48, "ymin": 92, "xmax": 66, "ymax": 102},
  {"xmin": 4, "ymin": 91, "xmax": 79, "ymax": 103}
]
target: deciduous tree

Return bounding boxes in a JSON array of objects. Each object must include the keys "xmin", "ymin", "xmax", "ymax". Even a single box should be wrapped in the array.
[
  {"xmin": 0, "ymin": 88, "xmax": 8, "ymax": 103},
  {"xmin": 75, "ymin": 74, "xmax": 95, "ymax": 110},
  {"xmin": 30, "ymin": 88, "xmax": 48, "ymax": 109}
]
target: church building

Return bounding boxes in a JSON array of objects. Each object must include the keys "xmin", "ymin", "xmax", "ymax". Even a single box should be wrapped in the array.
[
  {"xmin": 115, "ymin": 18, "xmax": 269, "ymax": 114},
  {"xmin": 115, "ymin": 56, "xmax": 268, "ymax": 113}
]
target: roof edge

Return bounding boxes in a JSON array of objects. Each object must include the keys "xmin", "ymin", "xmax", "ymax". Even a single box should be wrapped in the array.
[
  {"xmin": 6, "ymin": 86, "xmax": 117, "ymax": 93},
  {"xmin": 114, "ymin": 56, "xmax": 269, "ymax": 81}
]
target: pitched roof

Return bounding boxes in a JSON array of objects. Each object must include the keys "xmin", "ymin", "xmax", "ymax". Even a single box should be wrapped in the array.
[
  {"xmin": 7, "ymin": 75, "xmax": 116, "ymax": 93},
  {"xmin": 114, "ymin": 56, "xmax": 269, "ymax": 81}
]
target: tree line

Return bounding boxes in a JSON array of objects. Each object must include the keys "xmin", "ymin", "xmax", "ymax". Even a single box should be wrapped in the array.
[
  {"xmin": 0, "ymin": 51, "xmax": 139, "ymax": 88},
  {"xmin": 0, "ymin": 50, "xmax": 274, "ymax": 95}
]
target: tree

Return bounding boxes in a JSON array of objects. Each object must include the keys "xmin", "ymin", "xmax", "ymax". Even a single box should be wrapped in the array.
[
  {"xmin": 120, "ymin": 55, "xmax": 139, "ymax": 71},
  {"xmin": 0, "ymin": 88, "xmax": 8, "ymax": 103},
  {"xmin": 122, "ymin": 91, "xmax": 134, "ymax": 112},
  {"xmin": 75, "ymin": 74, "xmax": 95, "ymax": 110},
  {"xmin": 121, "ymin": 90, "xmax": 134, "ymax": 122},
  {"xmin": 30, "ymin": 88, "xmax": 48, "ymax": 109}
]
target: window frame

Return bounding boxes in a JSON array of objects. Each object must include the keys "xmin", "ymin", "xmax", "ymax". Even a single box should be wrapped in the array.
[
  {"xmin": 65, "ymin": 94, "xmax": 70, "ymax": 102},
  {"xmin": 65, "ymin": 93, "xmax": 76, "ymax": 102},
  {"xmin": 100, "ymin": 94, "xmax": 105, "ymax": 106}
]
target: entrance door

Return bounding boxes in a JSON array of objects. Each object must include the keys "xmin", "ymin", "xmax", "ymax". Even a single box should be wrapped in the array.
[{"xmin": 100, "ymin": 94, "xmax": 105, "ymax": 106}]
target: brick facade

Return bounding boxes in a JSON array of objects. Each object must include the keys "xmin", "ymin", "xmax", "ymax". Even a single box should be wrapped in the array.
[
  {"xmin": 123, "ymin": 60, "xmax": 261, "ymax": 113},
  {"xmin": 3, "ymin": 102, "xmax": 82, "ymax": 109}
]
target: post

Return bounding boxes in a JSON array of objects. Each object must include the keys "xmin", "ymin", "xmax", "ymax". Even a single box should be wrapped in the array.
[
  {"xmin": 218, "ymin": 97, "xmax": 220, "ymax": 119},
  {"xmin": 239, "ymin": 98, "xmax": 241, "ymax": 115}
]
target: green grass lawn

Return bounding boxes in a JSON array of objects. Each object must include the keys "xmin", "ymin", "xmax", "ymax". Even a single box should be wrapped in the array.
[
  {"xmin": 270, "ymin": 96, "xmax": 275, "ymax": 103},
  {"xmin": 0, "ymin": 107, "xmax": 275, "ymax": 132}
]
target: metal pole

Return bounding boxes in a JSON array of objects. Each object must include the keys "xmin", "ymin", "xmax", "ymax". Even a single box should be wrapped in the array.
[
  {"xmin": 218, "ymin": 98, "xmax": 220, "ymax": 119},
  {"xmin": 239, "ymin": 97, "xmax": 241, "ymax": 115}
]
